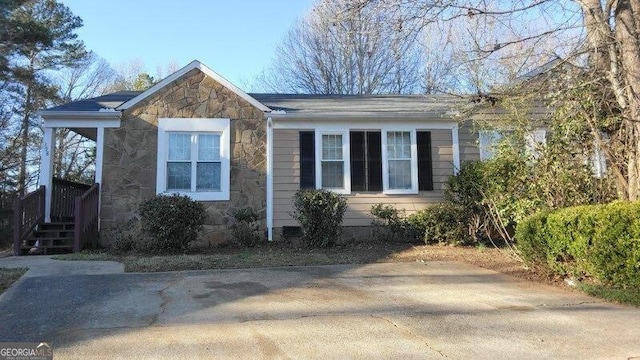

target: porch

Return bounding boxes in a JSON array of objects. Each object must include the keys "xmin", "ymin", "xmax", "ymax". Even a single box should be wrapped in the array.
[
  {"xmin": 13, "ymin": 178, "xmax": 99, "ymax": 255},
  {"xmin": 13, "ymin": 100, "xmax": 122, "ymax": 255}
]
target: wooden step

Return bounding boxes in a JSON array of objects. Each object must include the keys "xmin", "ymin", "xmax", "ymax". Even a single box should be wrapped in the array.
[
  {"xmin": 38, "ymin": 222, "xmax": 74, "ymax": 231},
  {"xmin": 22, "ymin": 222, "xmax": 76, "ymax": 255}
]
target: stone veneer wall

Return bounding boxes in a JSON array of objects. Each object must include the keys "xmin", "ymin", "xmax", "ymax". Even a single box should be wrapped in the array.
[{"xmin": 101, "ymin": 68, "xmax": 267, "ymax": 244}]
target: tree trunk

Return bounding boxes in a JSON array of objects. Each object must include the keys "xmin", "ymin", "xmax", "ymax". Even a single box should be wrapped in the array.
[
  {"xmin": 615, "ymin": 0, "xmax": 640, "ymax": 200},
  {"xmin": 17, "ymin": 85, "xmax": 32, "ymax": 197}
]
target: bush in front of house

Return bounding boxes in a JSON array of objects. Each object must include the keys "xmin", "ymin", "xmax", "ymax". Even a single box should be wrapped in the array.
[
  {"xmin": 370, "ymin": 204, "xmax": 421, "ymax": 242},
  {"xmin": 516, "ymin": 201, "xmax": 640, "ymax": 289},
  {"xmin": 291, "ymin": 189, "xmax": 347, "ymax": 248},
  {"xmin": 408, "ymin": 204, "xmax": 472, "ymax": 245},
  {"xmin": 138, "ymin": 194, "xmax": 206, "ymax": 253},
  {"xmin": 230, "ymin": 207, "xmax": 262, "ymax": 247}
]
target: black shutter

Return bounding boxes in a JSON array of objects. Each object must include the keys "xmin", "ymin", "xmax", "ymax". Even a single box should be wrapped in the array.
[
  {"xmin": 367, "ymin": 132, "xmax": 383, "ymax": 191},
  {"xmin": 350, "ymin": 132, "xmax": 366, "ymax": 191},
  {"xmin": 299, "ymin": 131, "xmax": 315, "ymax": 189},
  {"xmin": 417, "ymin": 131, "xmax": 433, "ymax": 191}
]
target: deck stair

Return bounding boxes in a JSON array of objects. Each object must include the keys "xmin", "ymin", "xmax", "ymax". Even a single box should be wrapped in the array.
[{"xmin": 24, "ymin": 222, "xmax": 75, "ymax": 254}]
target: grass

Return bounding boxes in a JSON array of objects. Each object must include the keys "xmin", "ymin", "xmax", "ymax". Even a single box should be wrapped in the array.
[
  {"xmin": 52, "ymin": 241, "xmax": 417, "ymax": 272},
  {"xmin": 0, "ymin": 268, "xmax": 27, "ymax": 294},
  {"xmin": 578, "ymin": 283, "xmax": 640, "ymax": 307}
]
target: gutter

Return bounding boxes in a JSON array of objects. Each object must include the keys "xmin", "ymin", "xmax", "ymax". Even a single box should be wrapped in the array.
[
  {"xmin": 266, "ymin": 111, "xmax": 459, "ymax": 120},
  {"xmin": 38, "ymin": 110, "xmax": 122, "ymax": 120}
]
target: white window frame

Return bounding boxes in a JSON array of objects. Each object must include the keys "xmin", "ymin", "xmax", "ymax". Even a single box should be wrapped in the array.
[
  {"xmin": 315, "ymin": 129, "xmax": 351, "ymax": 194},
  {"xmin": 478, "ymin": 130, "xmax": 502, "ymax": 161},
  {"xmin": 525, "ymin": 129, "xmax": 546, "ymax": 159},
  {"xmin": 157, "ymin": 118, "xmax": 230, "ymax": 201},
  {"xmin": 479, "ymin": 129, "xmax": 546, "ymax": 161},
  {"xmin": 382, "ymin": 129, "xmax": 419, "ymax": 195}
]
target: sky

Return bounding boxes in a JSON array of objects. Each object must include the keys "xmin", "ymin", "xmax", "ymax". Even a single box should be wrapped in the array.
[{"xmin": 59, "ymin": 0, "xmax": 317, "ymax": 91}]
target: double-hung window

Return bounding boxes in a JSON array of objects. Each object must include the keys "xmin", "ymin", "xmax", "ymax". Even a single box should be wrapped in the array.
[
  {"xmin": 299, "ymin": 128, "xmax": 432, "ymax": 195},
  {"xmin": 315, "ymin": 132, "xmax": 350, "ymax": 193},
  {"xmin": 386, "ymin": 131, "xmax": 413, "ymax": 190},
  {"xmin": 167, "ymin": 133, "xmax": 221, "ymax": 191},
  {"xmin": 158, "ymin": 118, "xmax": 230, "ymax": 201}
]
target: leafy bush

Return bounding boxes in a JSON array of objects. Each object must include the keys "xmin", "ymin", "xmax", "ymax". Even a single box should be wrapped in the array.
[
  {"xmin": 230, "ymin": 207, "xmax": 262, "ymax": 247},
  {"xmin": 516, "ymin": 202, "xmax": 640, "ymax": 288},
  {"xmin": 291, "ymin": 189, "xmax": 347, "ymax": 248},
  {"xmin": 408, "ymin": 204, "xmax": 472, "ymax": 245},
  {"xmin": 370, "ymin": 204, "xmax": 421, "ymax": 242},
  {"xmin": 138, "ymin": 194, "xmax": 206, "ymax": 253},
  {"xmin": 105, "ymin": 218, "xmax": 143, "ymax": 254}
]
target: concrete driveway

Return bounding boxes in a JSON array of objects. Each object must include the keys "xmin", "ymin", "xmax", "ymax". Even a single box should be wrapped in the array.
[{"xmin": 0, "ymin": 259, "xmax": 639, "ymax": 359}]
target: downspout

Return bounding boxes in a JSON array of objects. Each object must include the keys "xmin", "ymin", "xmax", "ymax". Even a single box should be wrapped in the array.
[
  {"xmin": 266, "ymin": 117, "xmax": 273, "ymax": 241},
  {"xmin": 452, "ymin": 125, "xmax": 461, "ymax": 175}
]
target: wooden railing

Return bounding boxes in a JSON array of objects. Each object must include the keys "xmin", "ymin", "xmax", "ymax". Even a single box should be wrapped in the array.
[
  {"xmin": 13, "ymin": 186, "xmax": 45, "ymax": 256},
  {"xmin": 51, "ymin": 178, "xmax": 91, "ymax": 222},
  {"xmin": 74, "ymin": 183, "xmax": 99, "ymax": 252}
]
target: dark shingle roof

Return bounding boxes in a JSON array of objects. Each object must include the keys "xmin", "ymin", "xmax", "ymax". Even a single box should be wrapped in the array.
[
  {"xmin": 44, "ymin": 91, "xmax": 141, "ymax": 112},
  {"xmin": 43, "ymin": 91, "xmax": 466, "ymax": 118},
  {"xmin": 250, "ymin": 93, "xmax": 464, "ymax": 116}
]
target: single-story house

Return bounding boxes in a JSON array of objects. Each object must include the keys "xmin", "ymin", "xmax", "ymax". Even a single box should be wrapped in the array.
[{"xmin": 14, "ymin": 60, "xmax": 552, "ymax": 254}]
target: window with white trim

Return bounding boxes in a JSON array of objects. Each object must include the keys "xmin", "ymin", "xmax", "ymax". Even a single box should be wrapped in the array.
[
  {"xmin": 157, "ymin": 118, "xmax": 230, "ymax": 201},
  {"xmin": 167, "ymin": 133, "xmax": 221, "ymax": 191},
  {"xmin": 386, "ymin": 131, "xmax": 413, "ymax": 190},
  {"xmin": 321, "ymin": 134, "xmax": 344, "ymax": 188},
  {"xmin": 300, "ymin": 128, "xmax": 433, "ymax": 195},
  {"xmin": 479, "ymin": 129, "xmax": 546, "ymax": 161},
  {"xmin": 478, "ymin": 130, "xmax": 502, "ymax": 161}
]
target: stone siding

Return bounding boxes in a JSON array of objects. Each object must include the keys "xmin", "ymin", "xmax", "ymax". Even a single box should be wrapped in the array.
[{"xmin": 101, "ymin": 68, "xmax": 267, "ymax": 244}]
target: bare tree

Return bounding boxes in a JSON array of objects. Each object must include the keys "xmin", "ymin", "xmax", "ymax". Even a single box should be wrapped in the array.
[
  {"xmin": 354, "ymin": 0, "xmax": 640, "ymax": 200},
  {"xmin": 51, "ymin": 52, "xmax": 119, "ymax": 183},
  {"xmin": 104, "ymin": 58, "xmax": 180, "ymax": 93},
  {"xmin": 258, "ymin": 0, "xmax": 423, "ymax": 94}
]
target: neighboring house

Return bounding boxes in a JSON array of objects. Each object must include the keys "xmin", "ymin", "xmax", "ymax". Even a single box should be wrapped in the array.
[{"xmin": 14, "ymin": 60, "xmax": 551, "ymax": 254}]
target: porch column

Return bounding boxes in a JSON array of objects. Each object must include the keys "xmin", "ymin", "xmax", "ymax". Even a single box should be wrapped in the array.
[
  {"xmin": 95, "ymin": 127, "xmax": 105, "ymax": 186},
  {"xmin": 40, "ymin": 126, "xmax": 55, "ymax": 222}
]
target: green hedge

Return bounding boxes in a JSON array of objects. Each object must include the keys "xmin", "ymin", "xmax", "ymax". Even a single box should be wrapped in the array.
[{"xmin": 516, "ymin": 202, "xmax": 640, "ymax": 288}]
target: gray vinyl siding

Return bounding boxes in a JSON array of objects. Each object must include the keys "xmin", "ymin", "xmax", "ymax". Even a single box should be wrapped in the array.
[{"xmin": 272, "ymin": 128, "xmax": 453, "ymax": 228}]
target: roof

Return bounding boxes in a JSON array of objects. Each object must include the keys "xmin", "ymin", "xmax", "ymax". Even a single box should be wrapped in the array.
[
  {"xmin": 251, "ymin": 93, "xmax": 466, "ymax": 118},
  {"xmin": 43, "ymin": 92, "xmax": 467, "ymax": 118},
  {"xmin": 44, "ymin": 91, "xmax": 140, "ymax": 112}
]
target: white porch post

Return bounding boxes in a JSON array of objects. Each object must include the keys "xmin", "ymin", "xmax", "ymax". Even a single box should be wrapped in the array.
[
  {"xmin": 40, "ymin": 126, "xmax": 55, "ymax": 222},
  {"xmin": 452, "ymin": 125, "xmax": 461, "ymax": 175},
  {"xmin": 95, "ymin": 127, "xmax": 105, "ymax": 186}
]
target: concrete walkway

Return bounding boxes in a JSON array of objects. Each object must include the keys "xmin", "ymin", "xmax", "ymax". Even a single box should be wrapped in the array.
[
  {"xmin": 0, "ymin": 255, "xmax": 123, "ymax": 277},
  {"xmin": 0, "ymin": 260, "xmax": 639, "ymax": 359}
]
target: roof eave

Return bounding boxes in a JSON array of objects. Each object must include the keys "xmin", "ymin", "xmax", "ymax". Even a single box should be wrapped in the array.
[
  {"xmin": 267, "ymin": 111, "xmax": 460, "ymax": 120},
  {"xmin": 38, "ymin": 110, "xmax": 122, "ymax": 120}
]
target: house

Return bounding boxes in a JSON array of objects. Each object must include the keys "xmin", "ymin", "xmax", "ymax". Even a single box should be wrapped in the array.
[{"xmin": 13, "ymin": 60, "xmax": 548, "ymax": 254}]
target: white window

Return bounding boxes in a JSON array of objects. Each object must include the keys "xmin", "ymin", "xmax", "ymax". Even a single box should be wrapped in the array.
[
  {"xmin": 315, "ymin": 131, "xmax": 350, "ymax": 194},
  {"xmin": 157, "ymin": 118, "xmax": 230, "ymax": 201},
  {"xmin": 525, "ymin": 129, "xmax": 546, "ymax": 159},
  {"xmin": 479, "ymin": 129, "xmax": 546, "ymax": 160},
  {"xmin": 478, "ymin": 130, "xmax": 503, "ymax": 161},
  {"xmin": 382, "ymin": 130, "xmax": 418, "ymax": 194},
  {"xmin": 591, "ymin": 134, "xmax": 608, "ymax": 178}
]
